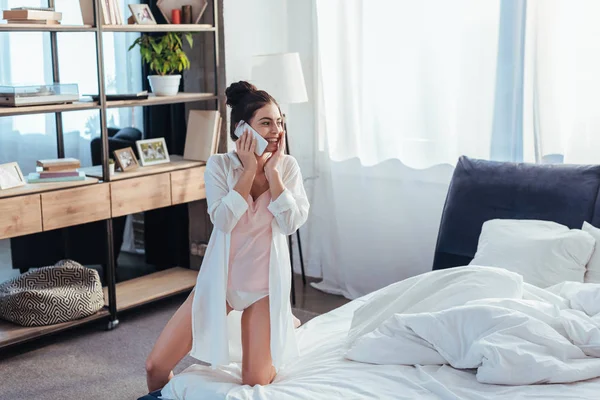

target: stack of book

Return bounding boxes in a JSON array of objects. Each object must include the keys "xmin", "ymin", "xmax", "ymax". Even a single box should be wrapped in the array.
[
  {"xmin": 28, "ymin": 158, "xmax": 86, "ymax": 183},
  {"xmin": 2, "ymin": 7, "xmax": 62, "ymax": 25}
]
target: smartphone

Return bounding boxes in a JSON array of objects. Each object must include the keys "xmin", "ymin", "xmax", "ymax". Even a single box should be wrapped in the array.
[{"xmin": 234, "ymin": 120, "xmax": 268, "ymax": 156}]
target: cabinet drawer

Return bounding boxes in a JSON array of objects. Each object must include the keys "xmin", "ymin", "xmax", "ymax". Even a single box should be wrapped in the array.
[
  {"xmin": 0, "ymin": 194, "xmax": 42, "ymax": 240},
  {"xmin": 111, "ymin": 173, "xmax": 171, "ymax": 217},
  {"xmin": 41, "ymin": 184, "xmax": 110, "ymax": 231},
  {"xmin": 171, "ymin": 167, "xmax": 206, "ymax": 205}
]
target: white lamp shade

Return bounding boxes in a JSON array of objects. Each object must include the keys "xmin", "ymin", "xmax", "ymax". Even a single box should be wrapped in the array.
[{"xmin": 251, "ymin": 52, "xmax": 308, "ymax": 104}]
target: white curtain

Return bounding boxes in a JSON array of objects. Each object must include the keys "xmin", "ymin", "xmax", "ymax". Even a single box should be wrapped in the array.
[
  {"xmin": 523, "ymin": 0, "xmax": 600, "ymax": 164},
  {"xmin": 309, "ymin": 0, "xmax": 600, "ymax": 299},
  {"xmin": 0, "ymin": 0, "xmax": 143, "ymax": 174}
]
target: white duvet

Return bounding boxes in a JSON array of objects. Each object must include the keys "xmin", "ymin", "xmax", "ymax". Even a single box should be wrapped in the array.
[
  {"xmin": 161, "ymin": 266, "xmax": 600, "ymax": 399},
  {"xmin": 346, "ymin": 266, "xmax": 600, "ymax": 385}
]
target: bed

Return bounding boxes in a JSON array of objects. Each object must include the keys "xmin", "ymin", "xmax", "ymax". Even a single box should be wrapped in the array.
[{"xmin": 149, "ymin": 156, "xmax": 600, "ymax": 399}]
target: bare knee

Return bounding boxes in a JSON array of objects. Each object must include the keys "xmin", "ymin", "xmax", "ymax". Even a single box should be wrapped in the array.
[
  {"xmin": 146, "ymin": 354, "xmax": 170, "ymax": 378},
  {"xmin": 145, "ymin": 355, "xmax": 159, "ymax": 377}
]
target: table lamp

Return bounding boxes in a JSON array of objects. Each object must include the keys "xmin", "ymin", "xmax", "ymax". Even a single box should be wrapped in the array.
[{"xmin": 251, "ymin": 52, "xmax": 308, "ymax": 300}]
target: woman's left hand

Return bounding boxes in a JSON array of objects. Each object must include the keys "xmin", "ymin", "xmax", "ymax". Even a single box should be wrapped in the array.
[{"xmin": 264, "ymin": 133, "xmax": 285, "ymax": 181}]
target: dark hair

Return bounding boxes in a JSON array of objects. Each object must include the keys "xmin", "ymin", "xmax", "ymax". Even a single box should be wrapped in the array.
[{"xmin": 225, "ymin": 81, "xmax": 281, "ymax": 141}]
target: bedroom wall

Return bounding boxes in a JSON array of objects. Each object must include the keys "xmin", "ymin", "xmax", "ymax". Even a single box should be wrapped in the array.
[
  {"xmin": 223, "ymin": 0, "xmax": 320, "ymax": 277},
  {"xmin": 222, "ymin": 2, "xmax": 453, "ymax": 291}
]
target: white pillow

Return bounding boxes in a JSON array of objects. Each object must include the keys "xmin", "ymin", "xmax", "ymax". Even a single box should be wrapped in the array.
[
  {"xmin": 470, "ymin": 219, "xmax": 595, "ymax": 288},
  {"xmin": 582, "ymin": 221, "xmax": 600, "ymax": 283}
]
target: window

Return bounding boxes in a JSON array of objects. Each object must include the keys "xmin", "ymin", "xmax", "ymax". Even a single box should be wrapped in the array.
[{"xmin": 0, "ymin": 0, "xmax": 142, "ymax": 174}]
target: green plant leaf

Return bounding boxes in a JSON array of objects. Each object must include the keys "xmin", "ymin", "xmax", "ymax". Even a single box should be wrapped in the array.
[
  {"xmin": 151, "ymin": 43, "xmax": 163, "ymax": 54},
  {"xmin": 131, "ymin": 31, "xmax": 191, "ymax": 76}
]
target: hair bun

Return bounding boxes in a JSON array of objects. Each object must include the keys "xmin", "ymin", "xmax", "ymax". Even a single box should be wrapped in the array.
[{"xmin": 225, "ymin": 81, "xmax": 258, "ymax": 108}]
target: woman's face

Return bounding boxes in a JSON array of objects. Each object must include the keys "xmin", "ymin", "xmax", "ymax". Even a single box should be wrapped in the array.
[{"xmin": 249, "ymin": 102, "xmax": 283, "ymax": 154}]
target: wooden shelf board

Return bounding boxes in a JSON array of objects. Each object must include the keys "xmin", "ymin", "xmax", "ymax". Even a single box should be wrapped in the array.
[
  {"xmin": 0, "ymin": 24, "xmax": 94, "ymax": 32},
  {"xmin": 0, "ymin": 101, "xmax": 99, "ymax": 117},
  {"xmin": 0, "ymin": 177, "xmax": 99, "ymax": 199},
  {"xmin": 0, "ymin": 309, "xmax": 109, "ymax": 349},
  {"xmin": 102, "ymin": 24, "xmax": 215, "ymax": 33},
  {"xmin": 81, "ymin": 155, "xmax": 205, "ymax": 181},
  {"xmin": 104, "ymin": 267, "xmax": 197, "ymax": 311},
  {"xmin": 105, "ymin": 92, "xmax": 217, "ymax": 109}
]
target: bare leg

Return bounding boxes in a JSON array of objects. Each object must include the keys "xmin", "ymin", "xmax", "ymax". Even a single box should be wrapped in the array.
[
  {"xmin": 241, "ymin": 296, "xmax": 276, "ymax": 386},
  {"xmin": 145, "ymin": 290, "xmax": 233, "ymax": 392}
]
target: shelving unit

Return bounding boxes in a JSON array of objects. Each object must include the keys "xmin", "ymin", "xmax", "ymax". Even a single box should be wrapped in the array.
[
  {"xmin": 102, "ymin": 267, "xmax": 197, "ymax": 312},
  {"xmin": 0, "ymin": 24, "xmax": 95, "ymax": 32},
  {"xmin": 103, "ymin": 24, "xmax": 215, "ymax": 33},
  {"xmin": 80, "ymin": 154, "xmax": 204, "ymax": 180},
  {"xmin": 105, "ymin": 92, "xmax": 217, "ymax": 109},
  {"xmin": 0, "ymin": 177, "xmax": 99, "ymax": 199},
  {"xmin": 0, "ymin": 0, "xmax": 224, "ymax": 349},
  {"xmin": 0, "ymin": 102, "xmax": 100, "ymax": 117}
]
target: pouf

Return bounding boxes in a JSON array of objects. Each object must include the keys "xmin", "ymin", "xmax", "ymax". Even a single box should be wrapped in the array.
[{"xmin": 0, "ymin": 259, "xmax": 105, "ymax": 327}]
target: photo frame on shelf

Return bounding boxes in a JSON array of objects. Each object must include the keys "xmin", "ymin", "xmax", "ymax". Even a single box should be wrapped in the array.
[
  {"xmin": 136, "ymin": 138, "xmax": 170, "ymax": 166},
  {"xmin": 0, "ymin": 162, "xmax": 26, "ymax": 190},
  {"xmin": 128, "ymin": 4, "xmax": 157, "ymax": 25},
  {"xmin": 113, "ymin": 147, "xmax": 139, "ymax": 172}
]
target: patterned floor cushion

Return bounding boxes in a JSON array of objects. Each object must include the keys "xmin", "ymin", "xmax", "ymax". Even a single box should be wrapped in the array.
[{"xmin": 0, "ymin": 259, "xmax": 105, "ymax": 326}]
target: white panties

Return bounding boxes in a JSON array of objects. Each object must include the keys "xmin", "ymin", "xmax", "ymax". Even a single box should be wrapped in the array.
[{"xmin": 226, "ymin": 288, "xmax": 269, "ymax": 311}]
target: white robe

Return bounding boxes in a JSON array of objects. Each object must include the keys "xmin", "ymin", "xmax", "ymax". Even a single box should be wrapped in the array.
[{"xmin": 189, "ymin": 151, "xmax": 310, "ymax": 370}]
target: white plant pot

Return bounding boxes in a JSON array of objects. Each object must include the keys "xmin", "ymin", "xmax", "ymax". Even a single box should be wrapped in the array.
[{"xmin": 148, "ymin": 75, "xmax": 181, "ymax": 96}]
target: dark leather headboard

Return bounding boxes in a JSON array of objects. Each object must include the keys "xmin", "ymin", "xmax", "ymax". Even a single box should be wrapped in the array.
[{"xmin": 432, "ymin": 156, "xmax": 600, "ymax": 270}]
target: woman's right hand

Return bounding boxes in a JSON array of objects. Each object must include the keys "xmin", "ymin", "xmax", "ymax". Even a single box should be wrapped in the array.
[{"xmin": 236, "ymin": 131, "xmax": 258, "ymax": 173}]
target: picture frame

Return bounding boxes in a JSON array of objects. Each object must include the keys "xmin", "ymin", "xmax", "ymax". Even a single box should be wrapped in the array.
[
  {"xmin": 128, "ymin": 4, "xmax": 157, "ymax": 25},
  {"xmin": 0, "ymin": 162, "xmax": 26, "ymax": 190},
  {"xmin": 136, "ymin": 138, "xmax": 170, "ymax": 166},
  {"xmin": 113, "ymin": 147, "xmax": 139, "ymax": 172}
]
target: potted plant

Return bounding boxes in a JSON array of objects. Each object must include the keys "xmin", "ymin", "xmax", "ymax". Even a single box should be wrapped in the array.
[{"xmin": 128, "ymin": 32, "xmax": 193, "ymax": 96}]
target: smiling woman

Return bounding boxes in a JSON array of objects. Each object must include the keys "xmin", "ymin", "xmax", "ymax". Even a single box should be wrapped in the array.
[{"xmin": 145, "ymin": 81, "xmax": 310, "ymax": 392}]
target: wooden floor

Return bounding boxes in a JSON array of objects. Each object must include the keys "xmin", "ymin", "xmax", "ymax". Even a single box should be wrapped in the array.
[{"xmin": 292, "ymin": 273, "xmax": 350, "ymax": 314}]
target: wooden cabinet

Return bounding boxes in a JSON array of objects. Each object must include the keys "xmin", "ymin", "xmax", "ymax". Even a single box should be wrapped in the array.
[
  {"xmin": 171, "ymin": 166, "xmax": 206, "ymax": 205},
  {"xmin": 110, "ymin": 173, "xmax": 172, "ymax": 217},
  {"xmin": 0, "ymin": 165, "xmax": 206, "ymax": 238},
  {"xmin": 0, "ymin": 194, "xmax": 42, "ymax": 240},
  {"xmin": 41, "ymin": 184, "xmax": 111, "ymax": 231}
]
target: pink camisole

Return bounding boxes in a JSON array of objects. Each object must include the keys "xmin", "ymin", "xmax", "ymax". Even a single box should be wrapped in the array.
[{"xmin": 228, "ymin": 191, "xmax": 273, "ymax": 292}]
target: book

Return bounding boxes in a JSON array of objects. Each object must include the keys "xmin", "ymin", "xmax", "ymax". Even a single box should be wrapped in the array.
[
  {"xmin": 5, "ymin": 19, "xmax": 61, "ymax": 25},
  {"xmin": 184, "ymin": 110, "xmax": 220, "ymax": 162},
  {"xmin": 36, "ymin": 158, "xmax": 80, "ymax": 168},
  {"xmin": 113, "ymin": 0, "xmax": 123, "ymax": 25},
  {"xmin": 2, "ymin": 10, "xmax": 62, "ymax": 21},
  {"xmin": 10, "ymin": 7, "xmax": 55, "ymax": 11},
  {"xmin": 27, "ymin": 171, "xmax": 86, "ymax": 183},
  {"xmin": 212, "ymin": 116, "xmax": 222, "ymax": 155},
  {"xmin": 85, "ymin": 91, "xmax": 149, "ymax": 101},
  {"xmin": 38, "ymin": 171, "xmax": 80, "ymax": 178}
]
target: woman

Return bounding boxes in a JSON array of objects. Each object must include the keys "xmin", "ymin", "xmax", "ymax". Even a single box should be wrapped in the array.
[{"xmin": 145, "ymin": 81, "xmax": 310, "ymax": 391}]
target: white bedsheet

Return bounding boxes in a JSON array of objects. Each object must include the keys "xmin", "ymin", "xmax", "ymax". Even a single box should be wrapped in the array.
[
  {"xmin": 161, "ymin": 268, "xmax": 600, "ymax": 400},
  {"xmin": 346, "ymin": 269, "xmax": 600, "ymax": 386}
]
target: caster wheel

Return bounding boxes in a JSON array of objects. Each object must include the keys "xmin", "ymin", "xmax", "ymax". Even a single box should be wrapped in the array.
[{"xmin": 107, "ymin": 319, "xmax": 120, "ymax": 330}]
